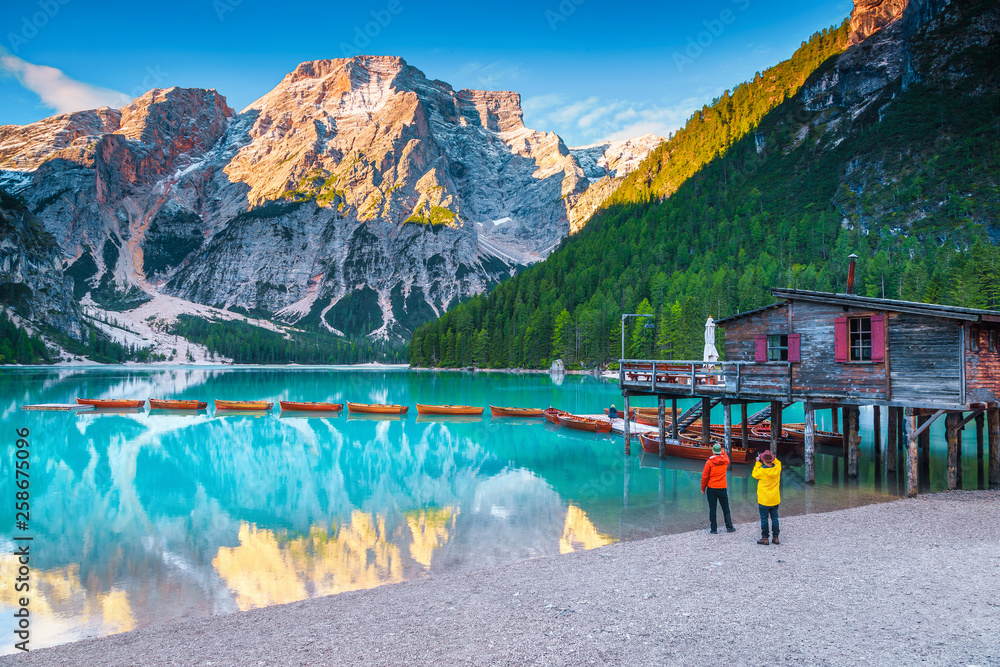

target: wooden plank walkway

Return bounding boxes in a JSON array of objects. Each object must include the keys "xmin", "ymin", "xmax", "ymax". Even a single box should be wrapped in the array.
[
  {"xmin": 22, "ymin": 403, "xmax": 94, "ymax": 411},
  {"xmin": 579, "ymin": 415, "xmax": 658, "ymax": 437}
]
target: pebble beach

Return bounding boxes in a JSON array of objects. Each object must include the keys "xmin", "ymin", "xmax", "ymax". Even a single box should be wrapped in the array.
[{"xmin": 4, "ymin": 490, "xmax": 997, "ymax": 666}]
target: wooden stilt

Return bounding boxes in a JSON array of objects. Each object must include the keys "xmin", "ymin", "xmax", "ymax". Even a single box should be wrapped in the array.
[
  {"xmin": 873, "ymin": 406, "xmax": 882, "ymax": 488},
  {"xmin": 740, "ymin": 402, "xmax": 749, "ymax": 451},
  {"xmin": 956, "ymin": 417, "xmax": 963, "ymax": 489},
  {"xmin": 918, "ymin": 415, "xmax": 930, "ymax": 486},
  {"xmin": 623, "ymin": 394, "xmax": 631, "ymax": 456},
  {"xmin": 886, "ymin": 406, "xmax": 897, "ymax": 472},
  {"xmin": 671, "ymin": 398, "xmax": 678, "ymax": 441},
  {"xmin": 832, "ymin": 407, "xmax": 839, "ymax": 433},
  {"xmin": 988, "ymin": 408, "xmax": 999, "ymax": 486},
  {"xmin": 841, "ymin": 407, "xmax": 849, "ymax": 458},
  {"xmin": 874, "ymin": 406, "xmax": 882, "ymax": 468},
  {"xmin": 897, "ymin": 408, "xmax": 906, "ymax": 467},
  {"xmin": 804, "ymin": 402, "xmax": 816, "ymax": 484},
  {"xmin": 657, "ymin": 396, "xmax": 666, "ymax": 460},
  {"xmin": 977, "ymin": 411, "xmax": 985, "ymax": 489},
  {"xmin": 770, "ymin": 400, "xmax": 782, "ymax": 455},
  {"xmin": 702, "ymin": 397, "xmax": 711, "ymax": 446},
  {"xmin": 906, "ymin": 412, "xmax": 918, "ymax": 497},
  {"xmin": 976, "ymin": 412, "xmax": 985, "ymax": 461},
  {"xmin": 848, "ymin": 407, "xmax": 860, "ymax": 478},
  {"xmin": 946, "ymin": 411, "xmax": 960, "ymax": 490},
  {"xmin": 723, "ymin": 400, "xmax": 732, "ymax": 458}
]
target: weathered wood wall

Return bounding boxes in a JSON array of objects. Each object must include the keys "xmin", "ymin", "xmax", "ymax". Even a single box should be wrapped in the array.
[
  {"xmin": 888, "ymin": 313, "xmax": 961, "ymax": 405},
  {"xmin": 791, "ymin": 302, "xmax": 885, "ymax": 400},
  {"xmin": 964, "ymin": 325, "xmax": 1000, "ymax": 405},
  {"xmin": 723, "ymin": 305, "xmax": 788, "ymax": 362}
]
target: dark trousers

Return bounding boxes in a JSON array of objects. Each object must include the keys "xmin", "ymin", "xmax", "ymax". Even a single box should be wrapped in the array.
[
  {"xmin": 758, "ymin": 504, "xmax": 779, "ymax": 538},
  {"xmin": 706, "ymin": 487, "xmax": 734, "ymax": 532}
]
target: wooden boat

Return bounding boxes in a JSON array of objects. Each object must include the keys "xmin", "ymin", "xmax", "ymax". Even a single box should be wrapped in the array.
[
  {"xmin": 279, "ymin": 400, "xmax": 343, "ymax": 412},
  {"xmin": 750, "ymin": 422, "xmax": 791, "ymax": 441},
  {"xmin": 77, "ymin": 398, "xmax": 146, "ymax": 408},
  {"xmin": 347, "ymin": 402, "xmax": 409, "ymax": 415},
  {"xmin": 416, "ymin": 414, "xmax": 483, "ymax": 423},
  {"xmin": 149, "ymin": 399, "xmax": 207, "ymax": 410},
  {"xmin": 215, "ymin": 399, "xmax": 273, "ymax": 411},
  {"xmin": 543, "ymin": 408, "xmax": 569, "ymax": 424},
  {"xmin": 416, "ymin": 404, "xmax": 484, "ymax": 416},
  {"xmin": 638, "ymin": 432, "xmax": 752, "ymax": 463},
  {"xmin": 490, "ymin": 405, "xmax": 544, "ymax": 418},
  {"xmin": 782, "ymin": 424, "xmax": 845, "ymax": 447},
  {"xmin": 558, "ymin": 414, "xmax": 612, "ymax": 433}
]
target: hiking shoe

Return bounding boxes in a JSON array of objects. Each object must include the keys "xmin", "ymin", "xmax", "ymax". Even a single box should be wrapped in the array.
[
  {"xmin": 710, "ymin": 529, "xmax": 718, "ymax": 534},
  {"xmin": 726, "ymin": 527, "xmax": 736, "ymax": 533},
  {"xmin": 772, "ymin": 536, "xmax": 780, "ymax": 545},
  {"xmin": 757, "ymin": 538, "xmax": 769, "ymax": 545}
]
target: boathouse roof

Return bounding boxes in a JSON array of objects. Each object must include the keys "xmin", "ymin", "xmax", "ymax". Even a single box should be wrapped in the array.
[{"xmin": 716, "ymin": 288, "xmax": 1000, "ymax": 325}]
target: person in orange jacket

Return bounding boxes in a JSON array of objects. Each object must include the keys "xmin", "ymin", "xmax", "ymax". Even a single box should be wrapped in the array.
[{"xmin": 701, "ymin": 443, "xmax": 735, "ymax": 534}]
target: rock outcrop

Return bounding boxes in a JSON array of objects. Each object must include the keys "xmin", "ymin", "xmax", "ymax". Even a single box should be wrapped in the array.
[
  {"xmin": 0, "ymin": 57, "xmax": 659, "ymax": 342},
  {"xmin": 0, "ymin": 190, "xmax": 81, "ymax": 339}
]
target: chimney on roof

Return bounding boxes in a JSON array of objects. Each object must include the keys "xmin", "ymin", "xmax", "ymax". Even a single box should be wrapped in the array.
[{"xmin": 847, "ymin": 253, "xmax": 859, "ymax": 295}]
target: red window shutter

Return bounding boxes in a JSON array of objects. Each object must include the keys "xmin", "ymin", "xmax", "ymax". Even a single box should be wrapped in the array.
[
  {"xmin": 871, "ymin": 315, "xmax": 885, "ymax": 362},
  {"xmin": 788, "ymin": 334, "xmax": 801, "ymax": 363},
  {"xmin": 834, "ymin": 317, "xmax": 848, "ymax": 362},
  {"xmin": 754, "ymin": 334, "xmax": 766, "ymax": 362}
]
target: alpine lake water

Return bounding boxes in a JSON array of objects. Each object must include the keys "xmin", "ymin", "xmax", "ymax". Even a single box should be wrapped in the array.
[{"xmin": 0, "ymin": 365, "xmax": 989, "ymax": 653}]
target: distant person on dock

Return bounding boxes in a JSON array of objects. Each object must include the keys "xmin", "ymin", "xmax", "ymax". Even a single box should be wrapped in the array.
[
  {"xmin": 608, "ymin": 404, "xmax": 619, "ymax": 420},
  {"xmin": 753, "ymin": 450, "xmax": 782, "ymax": 545},
  {"xmin": 701, "ymin": 444, "xmax": 735, "ymax": 534}
]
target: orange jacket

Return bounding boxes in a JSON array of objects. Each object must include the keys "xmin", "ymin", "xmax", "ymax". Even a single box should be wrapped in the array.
[{"xmin": 701, "ymin": 452, "xmax": 730, "ymax": 491}]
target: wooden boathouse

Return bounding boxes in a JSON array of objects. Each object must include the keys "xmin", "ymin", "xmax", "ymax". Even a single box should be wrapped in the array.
[{"xmin": 619, "ymin": 287, "xmax": 1000, "ymax": 496}]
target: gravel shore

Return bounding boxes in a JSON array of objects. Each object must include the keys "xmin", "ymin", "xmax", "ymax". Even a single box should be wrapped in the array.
[{"xmin": 5, "ymin": 490, "xmax": 998, "ymax": 666}]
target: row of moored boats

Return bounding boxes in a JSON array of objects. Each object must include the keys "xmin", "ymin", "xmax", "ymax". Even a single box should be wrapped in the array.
[
  {"xmin": 74, "ymin": 398, "xmax": 591, "ymax": 417},
  {"xmin": 617, "ymin": 407, "xmax": 845, "ymax": 463}
]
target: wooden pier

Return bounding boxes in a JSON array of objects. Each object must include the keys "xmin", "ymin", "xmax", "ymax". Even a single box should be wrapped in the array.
[{"xmin": 619, "ymin": 288, "xmax": 1000, "ymax": 496}]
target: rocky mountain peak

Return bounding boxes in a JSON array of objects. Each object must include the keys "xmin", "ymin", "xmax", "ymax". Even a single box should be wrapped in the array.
[
  {"xmin": 0, "ymin": 56, "xmax": 662, "ymax": 349},
  {"xmin": 848, "ymin": 0, "xmax": 951, "ymax": 45},
  {"xmin": 117, "ymin": 87, "xmax": 234, "ymax": 158}
]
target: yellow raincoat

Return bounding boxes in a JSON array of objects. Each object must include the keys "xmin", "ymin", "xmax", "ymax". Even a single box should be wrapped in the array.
[{"xmin": 752, "ymin": 459, "xmax": 782, "ymax": 506}]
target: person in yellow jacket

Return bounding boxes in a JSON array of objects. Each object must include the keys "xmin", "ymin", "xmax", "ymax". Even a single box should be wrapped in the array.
[{"xmin": 752, "ymin": 450, "xmax": 781, "ymax": 545}]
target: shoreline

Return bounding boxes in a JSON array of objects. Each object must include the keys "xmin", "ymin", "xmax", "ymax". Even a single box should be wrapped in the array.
[{"xmin": 5, "ymin": 490, "xmax": 996, "ymax": 666}]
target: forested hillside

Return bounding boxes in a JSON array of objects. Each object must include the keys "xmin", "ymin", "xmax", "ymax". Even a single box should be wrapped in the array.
[{"xmin": 411, "ymin": 0, "xmax": 1000, "ymax": 369}]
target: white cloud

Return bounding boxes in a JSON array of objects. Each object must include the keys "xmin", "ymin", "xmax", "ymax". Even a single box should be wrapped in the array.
[
  {"xmin": 522, "ymin": 94, "xmax": 702, "ymax": 146},
  {"xmin": 0, "ymin": 54, "xmax": 131, "ymax": 114}
]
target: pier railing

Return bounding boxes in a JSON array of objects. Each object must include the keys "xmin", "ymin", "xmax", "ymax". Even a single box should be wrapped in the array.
[{"xmin": 619, "ymin": 359, "xmax": 793, "ymax": 400}]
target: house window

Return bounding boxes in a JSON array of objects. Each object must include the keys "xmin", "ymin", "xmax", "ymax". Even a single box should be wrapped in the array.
[
  {"xmin": 767, "ymin": 334, "xmax": 788, "ymax": 361},
  {"xmin": 970, "ymin": 327, "xmax": 980, "ymax": 352},
  {"xmin": 849, "ymin": 317, "xmax": 871, "ymax": 361}
]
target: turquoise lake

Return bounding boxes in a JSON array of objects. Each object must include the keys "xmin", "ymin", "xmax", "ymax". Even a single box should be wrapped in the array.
[{"xmin": 0, "ymin": 366, "xmax": 990, "ymax": 653}]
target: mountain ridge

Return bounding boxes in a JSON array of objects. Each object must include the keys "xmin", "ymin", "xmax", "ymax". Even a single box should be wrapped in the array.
[
  {"xmin": 0, "ymin": 56, "xmax": 661, "ymax": 361},
  {"xmin": 411, "ymin": 0, "xmax": 999, "ymax": 370}
]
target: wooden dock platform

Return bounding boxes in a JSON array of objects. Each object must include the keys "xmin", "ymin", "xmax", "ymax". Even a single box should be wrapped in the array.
[{"xmin": 22, "ymin": 403, "xmax": 95, "ymax": 411}]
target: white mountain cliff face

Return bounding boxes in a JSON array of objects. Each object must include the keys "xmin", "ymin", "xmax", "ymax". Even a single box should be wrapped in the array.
[{"xmin": 0, "ymin": 56, "xmax": 659, "ymax": 344}]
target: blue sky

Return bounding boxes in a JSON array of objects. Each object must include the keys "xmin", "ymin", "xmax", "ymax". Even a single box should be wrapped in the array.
[{"xmin": 0, "ymin": 0, "xmax": 851, "ymax": 146}]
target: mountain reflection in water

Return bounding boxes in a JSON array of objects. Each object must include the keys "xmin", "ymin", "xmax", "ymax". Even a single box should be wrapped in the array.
[{"xmin": 1, "ymin": 366, "xmax": 938, "ymax": 653}]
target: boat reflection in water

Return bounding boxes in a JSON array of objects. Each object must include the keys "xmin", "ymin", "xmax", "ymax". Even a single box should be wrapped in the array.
[{"xmin": 1, "ymin": 366, "xmax": 908, "ymax": 654}]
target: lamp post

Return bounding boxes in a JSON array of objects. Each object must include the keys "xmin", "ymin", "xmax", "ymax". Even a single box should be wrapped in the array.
[{"xmin": 621, "ymin": 313, "xmax": 655, "ymax": 361}]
